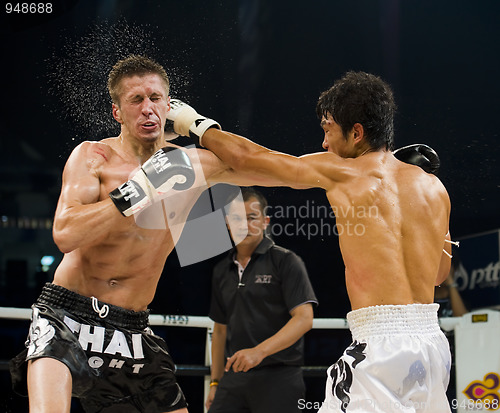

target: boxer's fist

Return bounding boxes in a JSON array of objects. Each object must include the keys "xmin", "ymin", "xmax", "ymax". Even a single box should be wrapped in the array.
[
  {"xmin": 109, "ymin": 147, "xmax": 195, "ymax": 216},
  {"xmin": 393, "ymin": 144, "xmax": 440, "ymax": 175},
  {"xmin": 166, "ymin": 99, "xmax": 220, "ymax": 145}
]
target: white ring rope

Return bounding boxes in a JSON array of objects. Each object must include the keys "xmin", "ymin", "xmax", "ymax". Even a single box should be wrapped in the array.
[
  {"xmin": 0, "ymin": 306, "xmax": 460, "ymax": 413},
  {"xmin": 0, "ymin": 306, "xmax": 460, "ymax": 331}
]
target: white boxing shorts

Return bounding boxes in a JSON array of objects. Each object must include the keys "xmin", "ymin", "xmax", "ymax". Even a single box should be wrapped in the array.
[{"xmin": 318, "ymin": 304, "xmax": 451, "ymax": 413}]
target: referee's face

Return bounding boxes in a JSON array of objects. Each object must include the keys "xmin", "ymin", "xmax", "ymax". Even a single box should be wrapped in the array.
[{"xmin": 227, "ymin": 197, "xmax": 270, "ymax": 249}]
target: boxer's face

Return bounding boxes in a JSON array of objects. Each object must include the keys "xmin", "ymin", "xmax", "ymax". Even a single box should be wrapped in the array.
[
  {"xmin": 321, "ymin": 113, "xmax": 355, "ymax": 158},
  {"xmin": 112, "ymin": 73, "xmax": 170, "ymax": 143}
]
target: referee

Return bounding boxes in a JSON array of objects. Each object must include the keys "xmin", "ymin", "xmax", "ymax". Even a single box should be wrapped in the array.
[{"xmin": 206, "ymin": 187, "xmax": 318, "ymax": 413}]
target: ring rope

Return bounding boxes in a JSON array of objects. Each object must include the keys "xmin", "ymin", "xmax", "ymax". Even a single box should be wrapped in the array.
[{"xmin": 0, "ymin": 306, "xmax": 460, "ymax": 331}]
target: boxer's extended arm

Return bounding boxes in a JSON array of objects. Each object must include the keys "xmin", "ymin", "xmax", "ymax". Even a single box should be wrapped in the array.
[
  {"xmin": 53, "ymin": 142, "xmax": 126, "ymax": 253},
  {"xmin": 167, "ymin": 99, "xmax": 344, "ymax": 190},
  {"xmin": 225, "ymin": 303, "xmax": 313, "ymax": 372},
  {"xmin": 194, "ymin": 147, "xmax": 304, "ymax": 188},
  {"xmin": 202, "ymin": 128, "xmax": 342, "ymax": 190}
]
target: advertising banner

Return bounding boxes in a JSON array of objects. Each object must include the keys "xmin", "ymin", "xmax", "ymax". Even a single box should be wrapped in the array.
[
  {"xmin": 454, "ymin": 310, "xmax": 500, "ymax": 412},
  {"xmin": 455, "ymin": 230, "xmax": 500, "ymax": 310}
]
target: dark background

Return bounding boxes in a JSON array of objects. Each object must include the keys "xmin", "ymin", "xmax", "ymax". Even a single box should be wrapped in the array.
[{"xmin": 1, "ymin": 0, "xmax": 499, "ymax": 411}]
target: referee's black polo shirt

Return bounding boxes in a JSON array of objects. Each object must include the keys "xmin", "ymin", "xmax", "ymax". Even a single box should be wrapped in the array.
[{"xmin": 209, "ymin": 236, "xmax": 318, "ymax": 368}]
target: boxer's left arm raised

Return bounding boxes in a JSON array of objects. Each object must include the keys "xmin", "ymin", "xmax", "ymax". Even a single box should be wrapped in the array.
[
  {"xmin": 54, "ymin": 142, "xmax": 196, "ymax": 252},
  {"xmin": 108, "ymin": 147, "xmax": 195, "ymax": 216},
  {"xmin": 53, "ymin": 142, "xmax": 126, "ymax": 253}
]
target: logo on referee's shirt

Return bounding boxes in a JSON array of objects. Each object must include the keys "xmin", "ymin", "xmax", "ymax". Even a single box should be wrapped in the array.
[{"xmin": 255, "ymin": 274, "xmax": 272, "ymax": 284}]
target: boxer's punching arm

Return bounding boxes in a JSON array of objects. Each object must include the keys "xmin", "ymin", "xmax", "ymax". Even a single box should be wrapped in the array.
[
  {"xmin": 53, "ymin": 142, "xmax": 126, "ymax": 253},
  {"xmin": 194, "ymin": 147, "xmax": 306, "ymax": 188},
  {"xmin": 202, "ymin": 128, "xmax": 345, "ymax": 190},
  {"xmin": 167, "ymin": 99, "xmax": 347, "ymax": 190}
]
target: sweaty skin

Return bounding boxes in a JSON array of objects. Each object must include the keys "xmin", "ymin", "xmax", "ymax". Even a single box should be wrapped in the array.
[
  {"xmin": 54, "ymin": 140, "xmax": 214, "ymax": 310},
  {"xmin": 201, "ymin": 116, "xmax": 452, "ymax": 311},
  {"xmin": 30, "ymin": 71, "xmax": 286, "ymax": 413},
  {"xmin": 51, "ymin": 74, "xmax": 275, "ymax": 312}
]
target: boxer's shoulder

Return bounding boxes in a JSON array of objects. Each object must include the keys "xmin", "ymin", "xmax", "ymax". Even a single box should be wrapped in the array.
[
  {"xmin": 65, "ymin": 140, "xmax": 116, "ymax": 178},
  {"xmin": 71, "ymin": 139, "xmax": 114, "ymax": 161}
]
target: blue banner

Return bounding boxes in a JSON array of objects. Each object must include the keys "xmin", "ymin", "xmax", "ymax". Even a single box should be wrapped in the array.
[{"xmin": 454, "ymin": 230, "xmax": 500, "ymax": 310}]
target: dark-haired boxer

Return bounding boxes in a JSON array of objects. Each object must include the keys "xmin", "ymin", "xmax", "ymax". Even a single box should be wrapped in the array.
[
  {"xmin": 167, "ymin": 71, "xmax": 454, "ymax": 412},
  {"xmin": 10, "ymin": 55, "xmax": 277, "ymax": 413}
]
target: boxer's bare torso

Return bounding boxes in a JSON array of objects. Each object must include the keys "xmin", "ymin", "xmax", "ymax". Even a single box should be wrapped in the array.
[
  {"xmin": 202, "ymin": 118, "xmax": 452, "ymax": 311},
  {"xmin": 52, "ymin": 138, "xmax": 239, "ymax": 311},
  {"xmin": 323, "ymin": 151, "xmax": 451, "ymax": 310}
]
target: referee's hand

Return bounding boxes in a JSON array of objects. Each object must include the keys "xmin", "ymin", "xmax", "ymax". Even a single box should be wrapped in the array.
[{"xmin": 225, "ymin": 348, "xmax": 265, "ymax": 372}]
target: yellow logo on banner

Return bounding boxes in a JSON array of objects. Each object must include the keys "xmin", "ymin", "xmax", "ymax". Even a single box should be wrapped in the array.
[
  {"xmin": 464, "ymin": 372, "xmax": 500, "ymax": 410},
  {"xmin": 472, "ymin": 314, "xmax": 489, "ymax": 323}
]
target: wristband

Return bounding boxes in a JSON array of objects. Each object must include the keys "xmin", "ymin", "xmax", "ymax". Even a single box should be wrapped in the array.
[{"xmin": 209, "ymin": 380, "xmax": 219, "ymax": 387}]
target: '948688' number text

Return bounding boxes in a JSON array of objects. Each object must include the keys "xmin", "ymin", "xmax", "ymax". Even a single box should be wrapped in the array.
[{"xmin": 6, "ymin": 3, "xmax": 53, "ymax": 13}]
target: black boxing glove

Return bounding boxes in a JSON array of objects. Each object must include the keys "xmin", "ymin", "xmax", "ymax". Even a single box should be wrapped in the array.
[
  {"xmin": 109, "ymin": 147, "xmax": 195, "ymax": 216},
  {"xmin": 393, "ymin": 144, "xmax": 440, "ymax": 175}
]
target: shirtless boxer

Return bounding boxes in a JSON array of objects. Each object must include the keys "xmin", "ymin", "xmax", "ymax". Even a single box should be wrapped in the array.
[
  {"xmin": 10, "ymin": 55, "xmax": 273, "ymax": 413},
  {"xmin": 166, "ymin": 71, "xmax": 454, "ymax": 412}
]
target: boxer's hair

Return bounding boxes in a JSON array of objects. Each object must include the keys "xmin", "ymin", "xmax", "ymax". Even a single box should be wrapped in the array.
[
  {"xmin": 316, "ymin": 71, "xmax": 396, "ymax": 151},
  {"xmin": 241, "ymin": 187, "xmax": 268, "ymax": 215},
  {"xmin": 108, "ymin": 55, "xmax": 170, "ymax": 105}
]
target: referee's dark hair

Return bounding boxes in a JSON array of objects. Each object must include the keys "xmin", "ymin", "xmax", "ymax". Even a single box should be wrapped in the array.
[{"xmin": 241, "ymin": 187, "xmax": 268, "ymax": 215}]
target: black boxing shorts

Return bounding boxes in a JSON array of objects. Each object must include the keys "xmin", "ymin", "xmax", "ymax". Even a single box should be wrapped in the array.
[{"xmin": 10, "ymin": 283, "xmax": 188, "ymax": 413}]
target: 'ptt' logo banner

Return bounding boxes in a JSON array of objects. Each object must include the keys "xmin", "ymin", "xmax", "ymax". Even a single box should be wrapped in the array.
[{"xmin": 454, "ymin": 230, "xmax": 500, "ymax": 310}]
